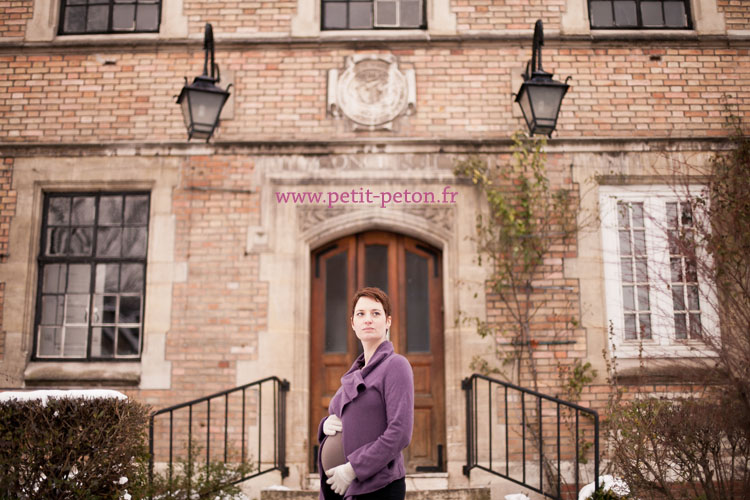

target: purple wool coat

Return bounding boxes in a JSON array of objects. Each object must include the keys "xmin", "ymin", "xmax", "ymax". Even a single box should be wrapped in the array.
[{"xmin": 318, "ymin": 341, "xmax": 414, "ymax": 499}]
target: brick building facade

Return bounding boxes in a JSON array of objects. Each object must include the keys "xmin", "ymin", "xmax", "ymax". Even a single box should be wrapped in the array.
[{"xmin": 1, "ymin": 0, "xmax": 749, "ymax": 497}]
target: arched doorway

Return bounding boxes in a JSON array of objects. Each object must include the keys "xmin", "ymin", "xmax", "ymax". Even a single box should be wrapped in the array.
[{"xmin": 309, "ymin": 230, "xmax": 446, "ymax": 473}]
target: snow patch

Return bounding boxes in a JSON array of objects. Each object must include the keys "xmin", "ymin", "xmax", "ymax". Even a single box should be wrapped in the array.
[{"xmin": 0, "ymin": 389, "xmax": 127, "ymax": 406}]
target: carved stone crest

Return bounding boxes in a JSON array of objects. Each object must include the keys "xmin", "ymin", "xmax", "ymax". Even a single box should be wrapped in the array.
[{"xmin": 328, "ymin": 54, "xmax": 416, "ymax": 130}]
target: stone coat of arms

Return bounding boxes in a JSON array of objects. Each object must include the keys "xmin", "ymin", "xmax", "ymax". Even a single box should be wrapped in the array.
[{"xmin": 328, "ymin": 54, "xmax": 416, "ymax": 130}]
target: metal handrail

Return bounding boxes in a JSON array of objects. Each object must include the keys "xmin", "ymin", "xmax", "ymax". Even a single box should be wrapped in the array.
[
  {"xmin": 462, "ymin": 373, "xmax": 599, "ymax": 499},
  {"xmin": 148, "ymin": 376, "xmax": 290, "ymax": 496}
]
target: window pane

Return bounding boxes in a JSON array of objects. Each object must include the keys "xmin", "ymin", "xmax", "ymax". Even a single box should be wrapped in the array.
[
  {"xmin": 135, "ymin": 3, "xmax": 160, "ymax": 31},
  {"xmin": 351, "ymin": 1, "xmax": 374, "ymax": 28},
  {"xmin": 117, "ymin": 327, "xmax": 140, "ymax": 355},
  {"xmin": 364, "ymin": 245, "xmax": 388, "ymax": 293},
  {"xmin": 69, "ymin": 227, "xmax": 94, "ymax": 255},
  {"xmin": 637, "ymin": 285, "xmax": 650, "ymax": 310},
  {"xmin": 375, "ymin": 0, "xmax": 397, "ymax": 26},
  {"xmin": 631, "ymin": 202, "xmax": 644, "ymax": 226},
  {"xmin": 613, "ymin": 0, "xmax": 637, "ymax": 26},
  {"xmin": 325, "ymin": 251, "xmax": 348, "ymax": 353},
  {"xmin": 670, "ymin": 257, "xmax": 682, "ymax": 282},
  {"xmin": 67, "ymin": 264, "xmax": 91, "ymax": 293},
  {"xmin": 635, "ymin": 259, "xmax": 648, "ymax": 282},
  {"xmin": 664, "ymin": 1, "xmax": 687, "ymax": 27},
  {"xmin": 71, "ymin": 196, "xmax": 95, "ymax": 225},
  {"xmin": 43, "ymin": 264, "xmax": 66, "ymax": 293},
  {"xmin": 689, "ymin": 313, "xmax": 702, "ymax": 339},
  {"xmin": 120, "ymin": 264, "xmax": 144, "ymax": 292},
  {"xmin": 674, "ymin": 313, "xmax": 687, "ymax": 339},
  {"xmin": 39, "ymin": 327, "xmax": 62, "ymax": 356},
  {"xmin": 672, "ymin": 285, "xmax": 685, "ymax": 311},
  {"xmin": 120, "ymin": 296, "xmax": 141, "ymax": 324},
  {"xmin": 47, "ymin": 228, "xmax": 69, "ymax": 256},
  {"xmin": 41, "ymin": 296, "xmax": 64, "ymax": 325},
  {"xmin": 97, "ymin": 227, "xmax": 122, "ymax": 257},
  {"xmin": 99, "ymin": 196, "xmax": 123, "ymax": 226},
  {"xmin": 590, "ymin": 1, "xmax": 614, "ymax": 27},
  {"xmin": 622, "ymin": 285, "xmax": 634, "ymax": 311},
  {"xmin": 641, "ymin": 1, "xmax": 664, "ymax": 26},
  {"xmin": 48, "ymin": 197, "xmax": 70, "ymax": 225},
  {"xmin": 96, "ymin": 263, "xmax": 120, "ymax": 293},
  {"xmin": 92, "ymin": 327, "xmax": 116, "ymax": 357},
  {"xmin": 666, "ymin": 202, "xmax": 678, "ymax": 228},
  {"xmin": 123, "ymin": 227, "xmax": 147, "ymax": 257},
  {"xmin": 93, "ymin": 294, "xmax": 117, "ymax": 323},
  {"xmin": 406, "ymin": 251, "xmax": 430, "ymax": 353},
  {"xmin": 624, "ymin": 314, "xmax": 637, "ymax": 340},
  {"xmin": 687, "ymin": 285, "xmax": 700, "ymax": 310},
  {"xmin": 65, "ymin": 294, "xmax": 89, "ymax": 324},
  {"xmin": 323, "ymin": 2, "xmax": 348, "ymax": 29},
  {"xmin": 685, "ymin": 259, "xmax": 697, "ymax": 282},
  {"xmin": 633, "ymin": 230, "xmax": 646, "ymax": 255},
  {"xmin": 64, "ymin": 6, "xmax": 87, "ymax": 33},
  {"xmin": 125, "ymin": 195, "xmax": 149, "ymax": 224},
  {"xmin": 619, "ymin": 230, "xmax": 631, "ymax": 255},
  {"xmin": 620, "ymin": 259, "xmax": 633, "ymax": 282},
  {"xmin": 63, "ymin": 327, "xmax": 87, "ymax": 357},
  {"xmin": 616, "ymin": 202, "xmax": 629, "ymax": 228},
  {"xmin": 87, "ymin": 5, "xmax": 109, "ymax": 32},
  {"xmin": 400, "ymin": 0, "xmax": 421, "ymax": 26},
  {"xmin": 639, "ymin": 314, "xmax": 651, "ymax": 339}
]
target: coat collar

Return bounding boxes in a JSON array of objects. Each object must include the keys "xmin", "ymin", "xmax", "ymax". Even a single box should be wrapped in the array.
[{"xmin": 335, "ymin": 341, "xmax": 394, "ymax": 413}]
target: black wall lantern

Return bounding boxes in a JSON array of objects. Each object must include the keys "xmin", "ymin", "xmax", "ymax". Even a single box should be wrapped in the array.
[
  {"xmin": 514, "ymin": 20, "xmax": 570, "ymax": 137},
  {"xmin": 177, "ymin": 23, "xmax": 232, "ymax": 142}
]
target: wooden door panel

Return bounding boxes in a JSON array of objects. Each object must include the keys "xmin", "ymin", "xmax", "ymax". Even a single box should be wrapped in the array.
[{"xmin": 310, "ymin": 232, "xmax": 444, "ymax": 472}]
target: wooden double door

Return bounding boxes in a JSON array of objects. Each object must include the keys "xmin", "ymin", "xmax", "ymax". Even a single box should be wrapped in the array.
[{"xmin": 310, "ymin": 231, "xmax": 446, "ymax": 473}]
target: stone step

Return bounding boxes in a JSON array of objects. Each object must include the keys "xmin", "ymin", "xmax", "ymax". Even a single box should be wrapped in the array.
[{"xmin": 261, "ymin": 487, "xmax": 491, "ymax": 500}]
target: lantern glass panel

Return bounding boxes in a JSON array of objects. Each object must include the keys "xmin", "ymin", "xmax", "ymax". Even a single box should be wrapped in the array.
[
  {"xmin": 188, "ymin": 89, "xmax": 226, "ymax": 128},
  {"xmin": 527, "ymin": 84, "xmax": 566, "ymax": 122}
]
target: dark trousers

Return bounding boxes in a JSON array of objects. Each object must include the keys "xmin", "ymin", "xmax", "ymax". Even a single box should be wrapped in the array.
[{"xmin": 321, "ymin": 477, "xmax": 406, "ymax": 500}]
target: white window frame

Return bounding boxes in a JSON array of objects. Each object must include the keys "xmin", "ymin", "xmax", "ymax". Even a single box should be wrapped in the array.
[
  {"xmin": 562, "ymin": 0, "xmax": 725, "ymax": 36},
  {"xmin": 293, "ymin": 0, "xmax": 455, "ymax": 37},
  {"xmin": 599, "ymin": 184, "xmax": 719, "ymax": 359},
  {"xmin": 26, "ymin": 0, "xmax": 188, "ymax": 42}
]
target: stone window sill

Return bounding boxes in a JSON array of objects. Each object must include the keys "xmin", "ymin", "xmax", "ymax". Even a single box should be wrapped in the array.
[
  {"xmin": 613, "ymin": 356, "xmax": 718, "ymax": 385},
  {"xmin": 24, "ymin": 362, "xmax": 141, "ymax": 387}
]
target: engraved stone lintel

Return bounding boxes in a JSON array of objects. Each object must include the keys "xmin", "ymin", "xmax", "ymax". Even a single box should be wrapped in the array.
[{"xmin": 298, "ymin": 204, "xmax": 454, "ymax": 235}]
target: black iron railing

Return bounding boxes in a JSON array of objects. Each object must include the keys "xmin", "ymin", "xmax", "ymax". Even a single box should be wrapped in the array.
[
  {"xmin": 462, "ymin": 374, "xmax": 599, "ymax": 499},
  {"xmin": 149, "ymin": 376, "xmax": 290, "ymax": 495}
]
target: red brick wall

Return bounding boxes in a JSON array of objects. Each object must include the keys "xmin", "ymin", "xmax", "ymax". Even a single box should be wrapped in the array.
[
  {"xmin": 185, "ymin": 0, "xmax": 297, "ymax": 34},
  {"xmin": 166, "ymin": 155, "xmax": 265, "ymax": 405},
  {"xmin": 453, "ymin": 0, "xmax": 567, "ymax": 31},
  {"xmin": 0, "ymin": 0, "xmax": 32, "ymax": 39},
  {"xmin": 718, "ymin": 0, "xmax": 750, "ymax": 30},
  {"xmin": 0, "ymin": 47, "xmax": 748, "ymax": 143}
]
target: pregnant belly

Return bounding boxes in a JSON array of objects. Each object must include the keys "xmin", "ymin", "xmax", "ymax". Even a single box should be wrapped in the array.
[{"xmin": 321, "ymin": 431, "xmax": 346, "ymax": 473}]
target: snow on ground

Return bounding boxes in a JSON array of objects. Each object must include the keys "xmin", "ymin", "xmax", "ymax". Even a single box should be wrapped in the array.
[{"xmin": 0, "ymin": 389, "xmax": 127, "ymax": 405}]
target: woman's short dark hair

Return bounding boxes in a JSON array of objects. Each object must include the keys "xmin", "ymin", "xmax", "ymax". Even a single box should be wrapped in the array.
[{"xmin": 350, "ymin": 287, "xmax": 392, "ymax": 318}]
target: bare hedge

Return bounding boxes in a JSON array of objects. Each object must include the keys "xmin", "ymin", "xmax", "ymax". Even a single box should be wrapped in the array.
[{"xmin": 0, "ymin": 395, "xmax": 150, "ymax": 499}]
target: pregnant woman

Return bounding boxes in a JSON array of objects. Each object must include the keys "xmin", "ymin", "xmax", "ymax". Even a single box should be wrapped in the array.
[{"xmin": 318, "ymin": 286, "xmax": 414, "ymax": 500}]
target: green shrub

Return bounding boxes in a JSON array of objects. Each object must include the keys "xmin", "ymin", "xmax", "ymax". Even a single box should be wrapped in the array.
[{"xmin": 0, "ymin": 395, "xmax": 149, "ymax": 499}]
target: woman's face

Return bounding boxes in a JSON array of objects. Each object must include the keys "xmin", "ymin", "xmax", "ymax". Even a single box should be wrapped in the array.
[{"xmin": 351, "ymin": 296, "xmax": 392, "ymax": 345}]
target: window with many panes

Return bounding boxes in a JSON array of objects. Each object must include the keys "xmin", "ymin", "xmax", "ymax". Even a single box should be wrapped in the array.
[
  {"xmin": 588, "ymin": 0, "xmax": 691, "ymax": 29},
  {"xmin": 59, "ymin": 0, "xmax": 161, "ymax": 35},
  {"xmin": 322, "ymin": 0, "xmax": 425, "ymax": 30},
  {"xmin": 34, "ymin": 193, "xmax": 149, "ymax": 360},
  {"xmin": 600, "ymin": 186, "xmax": 714, "ymax": 357}
]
